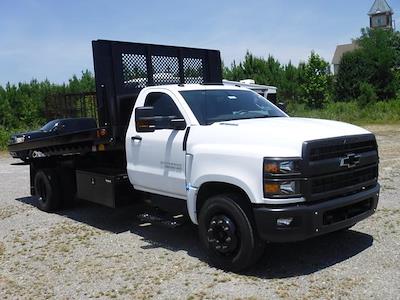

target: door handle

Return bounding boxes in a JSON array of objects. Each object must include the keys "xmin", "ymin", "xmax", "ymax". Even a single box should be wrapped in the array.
[{"xmin": 131, "ymin": 135, "xmax": 142, "ymax": 141}]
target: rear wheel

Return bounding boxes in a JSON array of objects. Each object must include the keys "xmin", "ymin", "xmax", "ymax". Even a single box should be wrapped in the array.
[
  {"xmin": 198, "ymin": 194, "xmax": 265, "ymax": 272},
  {"xmin": 34, "ymin": 169, "xmax": 61, "ymax": 212}
]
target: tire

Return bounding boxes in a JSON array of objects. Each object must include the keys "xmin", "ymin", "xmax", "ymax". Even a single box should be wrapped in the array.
[
  {"xmin": 34, "ymin": 169, "xmax": 61, "ymax": 212},
  {"xmin": 198, "ymin": 194, "xmax": 265, "ymax": 272}
]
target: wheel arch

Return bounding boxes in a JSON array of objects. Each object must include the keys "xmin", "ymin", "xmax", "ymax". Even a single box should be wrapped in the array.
[{"xmin": 189, "ymin": 180, "xmax": 254, "ymax": 224}]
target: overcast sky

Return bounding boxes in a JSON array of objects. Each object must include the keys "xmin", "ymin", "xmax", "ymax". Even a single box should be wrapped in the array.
[{"xmin": 1, "ymin": 0, "xmax": 399, "ymax": 86}]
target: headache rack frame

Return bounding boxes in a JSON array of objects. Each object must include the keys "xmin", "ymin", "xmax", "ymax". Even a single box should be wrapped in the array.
[{"xmin": 93, "ymin": 39, "xmax": 222, "ymax": 144}]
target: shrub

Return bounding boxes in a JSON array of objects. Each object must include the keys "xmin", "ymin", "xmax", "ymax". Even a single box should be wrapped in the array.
[
  {"xmin": 288, "ymin": 98, "xmax": 400, "ymax": 125},
  {"xmin": 357, "ymin": 82, "xmax": 377, "ymax": 107}
]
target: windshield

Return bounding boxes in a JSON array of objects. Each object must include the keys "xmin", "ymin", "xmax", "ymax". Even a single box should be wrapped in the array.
[
  {"xmin": 179, "ymin": 90, "xmax": 286, "ymax": 125},
  {"xmin": 40, "ymin": 120, "xmax": 59, "ymax": 132}
]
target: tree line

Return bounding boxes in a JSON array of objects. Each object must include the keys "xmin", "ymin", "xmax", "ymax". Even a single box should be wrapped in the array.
[{"xmin": 0, "ymin": 70, "xmax": 95, "ymax": 130}]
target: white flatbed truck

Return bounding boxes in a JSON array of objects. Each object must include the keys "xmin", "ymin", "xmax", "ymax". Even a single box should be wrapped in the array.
[{"xmin": 8, "ymin": 40, "xmax": 380, "ymax": 271}]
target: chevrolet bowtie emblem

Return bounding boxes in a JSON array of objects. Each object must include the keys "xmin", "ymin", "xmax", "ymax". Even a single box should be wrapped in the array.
[{"xmin": 340, "ymin": 153, "xmax": 361, "ymax": 168}]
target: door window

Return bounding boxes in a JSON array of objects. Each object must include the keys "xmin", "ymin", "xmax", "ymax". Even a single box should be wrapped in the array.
[
  {"xmin": 144, "ymin": 92, "xmax": 184, "ymax": 128},
  {"xmin": 144, "ymin": 92, "xmax": 182, "ymax": 117}
]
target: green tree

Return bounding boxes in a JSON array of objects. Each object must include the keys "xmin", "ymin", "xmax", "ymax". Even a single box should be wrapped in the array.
[
  {"xmin": 280, "ymin": 62, "xmax": 301, "ymax": 102},
  {"xmin": 335, "ymin": 28, "xmax": 400, "ymax": 102},
  {"xmin": 224, "ymin": 52, "xmax": 297, "ymax": 101},
  {"xmin": 68, "ymin": 70, "xmax": 95, "ymax": 93},
  {"xmin": 0, "ymin": 85, "xmax": 12, "ymax": 127},
  {"xmin": 301, "ymin": 52, "xmax": 331, "ymax": 109},
  {"xmin": 334, "ymin": 49, "xmax": 368, "ymax": 102}
]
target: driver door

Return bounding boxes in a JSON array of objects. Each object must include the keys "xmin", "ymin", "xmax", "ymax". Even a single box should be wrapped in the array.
[{"xmin": 127, "ymin": 91, "xmax": 188, "ymax": 199}]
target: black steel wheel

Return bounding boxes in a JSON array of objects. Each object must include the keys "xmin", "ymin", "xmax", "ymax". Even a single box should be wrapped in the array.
[
  {"xmin": 207, "ymin": 215, "xmax": 239, "ymax": 255},
  {"xmin": 198, "ymin": 194, "xmax": 265, "ymax": 272},
  {"xmin": 34, "ymin": 169, "xmax": 61, "ymax": 212}
]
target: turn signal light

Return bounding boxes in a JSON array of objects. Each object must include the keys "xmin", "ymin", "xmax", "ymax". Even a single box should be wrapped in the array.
[
  {"xmin": 264, "ymin": 183, "xmax": 280, "ymax": 194},
  {"xmin": 264, "ymin": 181, "xmax": 301, "ymax": 197}
]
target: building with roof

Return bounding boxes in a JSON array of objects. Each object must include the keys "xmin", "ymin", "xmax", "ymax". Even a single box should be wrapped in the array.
[
  {"xmin": 369, "ymin": 0, "xmax": 394, "ymax": 29},
  {"xmin": 332, "ymin": 41, "xmax": 359, "ymax": 75},
  {"xmin": 332, "ymin": 0, "xmax": 395, "ymax": 75}
]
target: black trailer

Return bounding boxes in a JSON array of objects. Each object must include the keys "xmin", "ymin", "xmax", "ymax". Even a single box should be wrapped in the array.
[{"xmin": 8, "ymin": 40, "xmax": 222, "ymax": 211}]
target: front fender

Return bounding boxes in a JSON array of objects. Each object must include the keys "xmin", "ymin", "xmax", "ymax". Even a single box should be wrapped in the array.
[{"xmin": 187, "ymin": 175, "xmax": 256, "ymax": 224}]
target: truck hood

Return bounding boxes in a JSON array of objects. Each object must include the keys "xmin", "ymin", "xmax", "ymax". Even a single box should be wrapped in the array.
[{"xmin": 188, "ymin": 117, "xmax": 371, "ymax": 157}]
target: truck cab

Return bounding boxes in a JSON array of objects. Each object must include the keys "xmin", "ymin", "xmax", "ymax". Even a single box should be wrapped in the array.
[{"xmin": 8, "ymin": 40, "xmax": 379, "ymax": 271}]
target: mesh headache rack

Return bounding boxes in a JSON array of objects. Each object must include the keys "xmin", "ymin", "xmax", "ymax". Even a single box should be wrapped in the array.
[{"xmin": 92, "ymin": 40, "xmax": 222, "ymax": 142}]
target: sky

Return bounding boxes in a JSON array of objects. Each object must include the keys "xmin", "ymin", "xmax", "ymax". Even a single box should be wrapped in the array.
[{"xmin": 1, "ymin": 0, "xmax": 399, "ymax": 86}]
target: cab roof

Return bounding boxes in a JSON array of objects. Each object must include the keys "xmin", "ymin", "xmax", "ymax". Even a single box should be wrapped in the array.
[{"xmin": 143, "ymin": 84, "xmax": 248, "ymax": 93}]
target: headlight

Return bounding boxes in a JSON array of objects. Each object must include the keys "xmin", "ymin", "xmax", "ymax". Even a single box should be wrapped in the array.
[
  {"xmin": 12, "ymin": 136, "xmax": 25, "ymax": 144},
  {"xmin": 263, "ymin": 159, "xmax": 301, "ymax": 175},
  {"xmin": 263, "ymin": 158, "xmax": 303, "ymax": 198}
]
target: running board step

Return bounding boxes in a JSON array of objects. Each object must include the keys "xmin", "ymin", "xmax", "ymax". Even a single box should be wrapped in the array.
[{"xmin": 137, "ymin": 212, "xmax": 186, "ymax": 228}]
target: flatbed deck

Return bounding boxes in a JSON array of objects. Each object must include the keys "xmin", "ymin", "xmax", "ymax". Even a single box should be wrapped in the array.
[{"xmin": 8, "ymin": 127, "xmax": 113, "ymax": 159}]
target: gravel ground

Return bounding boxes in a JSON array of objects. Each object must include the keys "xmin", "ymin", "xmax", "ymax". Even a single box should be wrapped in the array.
[{"xmin": 0, "ymin": 125, "xmax": 399, "ymax": 300}]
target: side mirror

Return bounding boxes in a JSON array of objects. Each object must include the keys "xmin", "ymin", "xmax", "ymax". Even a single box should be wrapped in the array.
[
  {"xmin": 170, "ymin": 118, "xmax": 186, "ymax": 130},
  {"xmin": 135, "ymin": 107, "xmax": 156, "ymax": 132}
]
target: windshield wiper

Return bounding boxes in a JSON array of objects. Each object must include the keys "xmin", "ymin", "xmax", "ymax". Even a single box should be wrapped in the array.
[
  {"xmin": 229, "ymin": 115, "xmax": 275, "ymax": 121},
  {"xmin": 252, "ymin": 115, "xmax": 282, "ymax": 119}
]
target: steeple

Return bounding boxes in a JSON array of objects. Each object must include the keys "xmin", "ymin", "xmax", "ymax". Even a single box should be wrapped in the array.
[{"xmin": 368, "ymin": 0, "xmax": 394, "ymax": 29}]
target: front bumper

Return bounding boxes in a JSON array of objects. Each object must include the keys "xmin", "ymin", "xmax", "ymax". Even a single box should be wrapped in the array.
[{"xmin": 253, "ymin": 184, "xmax": 379, "ymax": 243}]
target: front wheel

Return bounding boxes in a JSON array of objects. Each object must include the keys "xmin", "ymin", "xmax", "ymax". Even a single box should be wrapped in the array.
[{"xmin": 198, "ymin": 194, "xmax": 265, "ymax": 272}]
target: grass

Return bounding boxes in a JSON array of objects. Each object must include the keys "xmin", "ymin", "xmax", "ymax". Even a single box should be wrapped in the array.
[{"xmin": 288, "ymin": 99, "xmax": 400, "ymax": 125}]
